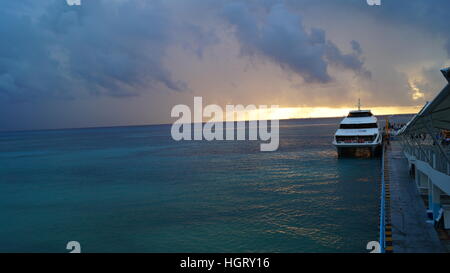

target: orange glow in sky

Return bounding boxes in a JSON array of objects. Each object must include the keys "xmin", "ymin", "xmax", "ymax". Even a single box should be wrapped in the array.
[{"xmin": 224, "ymin": 106, "xmax": 422, "ymax": 122}]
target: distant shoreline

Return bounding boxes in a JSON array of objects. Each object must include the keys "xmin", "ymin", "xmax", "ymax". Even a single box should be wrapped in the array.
[{"xmin": 0, "ymin": 113, "xmax": 416, "ymax": 134}]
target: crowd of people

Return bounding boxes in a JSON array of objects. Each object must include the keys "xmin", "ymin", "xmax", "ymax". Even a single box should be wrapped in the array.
[
  {"xmin": 404, "ymin": 130, "xmax": 450, "ymax": 146},
  {"xmin": 386, "ymin": 122, "xmax": 407, "ymax": 131},
  {"xmin": 383, "ymin": 121, "xmax": 450, "ymax": 146}
]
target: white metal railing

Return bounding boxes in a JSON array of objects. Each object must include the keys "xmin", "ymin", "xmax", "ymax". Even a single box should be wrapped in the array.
[{"xmin": 402, "ymin": 142, "xmax": 450, "ymax": 176}]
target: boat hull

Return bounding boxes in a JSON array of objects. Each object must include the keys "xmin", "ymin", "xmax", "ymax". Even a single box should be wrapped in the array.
[{"xmin": 334, "ymin": 142, "xmax": 382, "ymax": 158}]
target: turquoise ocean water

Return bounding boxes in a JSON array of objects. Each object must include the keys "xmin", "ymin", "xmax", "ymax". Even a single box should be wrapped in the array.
[{"xmin": 0, "ymin": 118, "xmax": 380, "ymax": 253}]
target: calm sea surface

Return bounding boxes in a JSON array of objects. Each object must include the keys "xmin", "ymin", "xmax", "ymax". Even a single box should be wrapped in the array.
[{"xmin": 0, "ymin": 118, "xmax": 380, "ymax": 253}]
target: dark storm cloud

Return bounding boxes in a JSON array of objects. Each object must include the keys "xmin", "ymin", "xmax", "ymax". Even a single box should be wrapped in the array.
[
  {"xmin": 351, "ymin": 40, "xmax": 363, "ymax": 56},
  {"xmin": 0, "ymin": 0, "xmax": 187, "ymax": 102},
  {"xmin": 289, "ymin": 0, "xmax": 450, "ymax": 57},
  {"xmin": 221, "ymin": 2, "xmax": 370, "ymax": 83},
  {"xmin": 380, "ymin": 0, "xmax": 450, "ymax": 58},
  {"xmin": 325, "ymin": 40, "xmax": 371, "ymax": 79},
  {"xmin": 179, "ymin": 24, "xmax": 220, "ymax": 59},
  {"xmin": 1, "ymin": 0, "xmax": 448, "ymax": 104},
  {"xmin": 1, "ymin": 0, "xmax": 449, "ymax": 131}
]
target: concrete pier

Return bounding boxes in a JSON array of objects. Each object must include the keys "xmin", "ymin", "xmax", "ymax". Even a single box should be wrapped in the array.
[{"xmin": 385, "ymin": 140, "xmax": 446, "ymax": 252}]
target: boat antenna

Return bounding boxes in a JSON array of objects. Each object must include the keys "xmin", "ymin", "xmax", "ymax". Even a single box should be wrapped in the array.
[{"xmin": 357, "ymin": 88, "xmax": 361, "ymax": 111}]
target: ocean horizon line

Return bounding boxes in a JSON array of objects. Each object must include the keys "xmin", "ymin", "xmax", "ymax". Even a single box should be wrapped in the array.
[{"xmin": 0, "ymin": 113, "xmax": 415, "ymax": 134}]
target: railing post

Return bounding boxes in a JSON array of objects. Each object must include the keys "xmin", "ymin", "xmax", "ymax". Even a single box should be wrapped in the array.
[{"xmin": 433, "ymin": 153, "xmax": 436, "ymax": 169}]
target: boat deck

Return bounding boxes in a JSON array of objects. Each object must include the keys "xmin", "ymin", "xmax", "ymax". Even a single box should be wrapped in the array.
[{"xmin": 385, "ymin": 140, "xmax": 446, "ymax": 252}]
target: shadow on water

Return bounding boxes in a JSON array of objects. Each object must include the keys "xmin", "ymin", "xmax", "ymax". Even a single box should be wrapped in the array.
[{"xmin": 337, "ymin": 147, "xmax": 382, "ymax": 158}]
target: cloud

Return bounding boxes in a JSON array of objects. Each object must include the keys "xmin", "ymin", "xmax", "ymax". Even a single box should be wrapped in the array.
[
  {"xmin": 325, "ymin": 40, "xmax": 371, "ymax": 79},
  {"xmin": 351, "ymin": 40, "xmax": 363, "ymax": 55},
  {"xmin": 1, "ymin": 0, "xmax": 449, "ymax": 131},
  {"xmin": 0, "ymin": 0, "xmax": 188, "ymax": 102},
  {"xmin": 322, "ymin": 0, "xmax": 450, "ymax": 57},
  {"xmin": 221, "ymin": 2, "xmax": 370, "ymax": 83}
]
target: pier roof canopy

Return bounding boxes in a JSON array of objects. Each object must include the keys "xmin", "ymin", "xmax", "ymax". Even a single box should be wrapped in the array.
[{"xmin": 400, "ymin": 68, "xmax": 450, "ymax": 134}]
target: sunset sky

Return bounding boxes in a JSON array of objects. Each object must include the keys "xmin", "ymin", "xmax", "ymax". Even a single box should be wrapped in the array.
[{"xmin": 1, "ymin": 0, "xmax": 449, "ymax": 131}]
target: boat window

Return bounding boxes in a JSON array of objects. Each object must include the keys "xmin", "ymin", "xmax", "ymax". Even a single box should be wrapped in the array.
[
  {"xmin": 347, "ymin": 112, "xmax": 373, "ymax": 117},
  {"xmin": 335, "ymin": 135, "xmax": 376, "ymax": 142},
  {"xmin": 340, "ymin": 123, "xmax": 378, "ymax": 129}
]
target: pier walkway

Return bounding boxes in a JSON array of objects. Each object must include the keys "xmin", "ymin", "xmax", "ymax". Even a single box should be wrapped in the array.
[{"xmin": 385, "ymin": 140, "xmax": 446, "ymax": 252}]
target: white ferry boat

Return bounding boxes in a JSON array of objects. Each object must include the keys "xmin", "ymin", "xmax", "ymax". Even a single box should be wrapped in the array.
[{"xmin": 332, "ymin": 106, "xmax": 382, "ymax": 157}]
